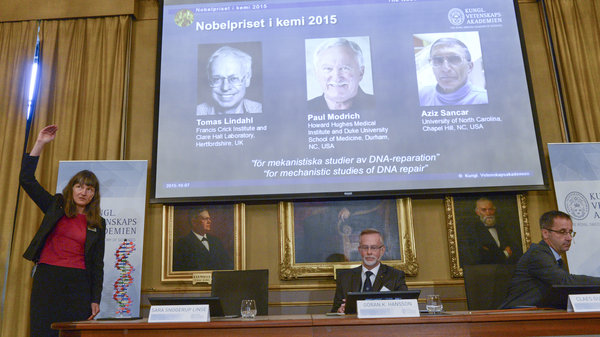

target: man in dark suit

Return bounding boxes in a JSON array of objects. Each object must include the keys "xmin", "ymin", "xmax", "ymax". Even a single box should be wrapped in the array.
[
  {"xmin": 331, "ymin": 228, "xmax": 407, "ymax": 313},
  {"xmin": 173, "ymin": 208, "xmax": 233, "ymax": 271},
  {"xmin": 459, "ymin": 198, "xmax": 522, "ymax": 266},
  {"xmin": 501, "ymin": 211, "xmax": 600, "ymax": 308}
]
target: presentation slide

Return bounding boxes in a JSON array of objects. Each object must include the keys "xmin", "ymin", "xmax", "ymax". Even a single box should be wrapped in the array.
[{"xmin": 153, "ymin": 0, "xmax": 546, "ymax": 201}]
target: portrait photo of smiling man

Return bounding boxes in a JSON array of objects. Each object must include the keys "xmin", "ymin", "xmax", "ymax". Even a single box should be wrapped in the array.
[
  {"xmin": 306, "ymin": 37, "xmax": 375, "ymax": 112},
  {"xmin": 415, "ymin": 32, "xmax": 488, "ymax": 107},
  {"xmin": 197, "ymin": 44, "xmax": 263, "ymax": 115}
]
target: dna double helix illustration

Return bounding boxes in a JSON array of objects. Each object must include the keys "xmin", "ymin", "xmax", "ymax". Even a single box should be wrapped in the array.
[{"xmin": 113, "ymin": 239, "xmax": 136, "ymax": 315}]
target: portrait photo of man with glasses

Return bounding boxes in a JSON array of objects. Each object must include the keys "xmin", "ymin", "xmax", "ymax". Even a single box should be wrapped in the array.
[
  {"xmin": 415, "ymin": 32, "xmax": 488, "ymax": 107},
  {"xmin": 196, "ymin": 44, "xmax": 263, "ymax": 115}
]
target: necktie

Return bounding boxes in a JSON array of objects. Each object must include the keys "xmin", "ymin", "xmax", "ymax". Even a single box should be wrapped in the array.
[
  {"xmin": 201, "ymin": 237, "xmax": 210, "ymax": 251},
  {"xmin": 557, "ymin": 258, "xmax": 564, "ymax": 269},
  {"xmin": 363, "ymin": 271, "xmax": 373, "ymax": 292}
]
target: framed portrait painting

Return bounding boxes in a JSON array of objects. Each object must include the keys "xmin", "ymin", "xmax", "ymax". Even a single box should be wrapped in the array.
[
  {"xmin": 445, "ymin": 193, "xmax": 531, "ymax": 278},
  {"xmin": 161, "ymin": 204, "xmax": 245, "ymax": 282},
  {"xmin": 279, "ymin": 198, "xmax": 418, "ymax": 280}
]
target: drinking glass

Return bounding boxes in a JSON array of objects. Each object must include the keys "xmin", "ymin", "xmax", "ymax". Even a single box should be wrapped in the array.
[
  {"xmin": 240, "ymin": 299, "xmax": 257, "ymax": 319},
  {"xmin": 426, "ymin": 294, "xmax": 443, "ymax": 314}
]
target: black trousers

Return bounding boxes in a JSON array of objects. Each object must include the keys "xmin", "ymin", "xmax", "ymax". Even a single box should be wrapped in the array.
[{"xmin": 30, "ymin": 263, "xmax": 92, "ymax": 337}]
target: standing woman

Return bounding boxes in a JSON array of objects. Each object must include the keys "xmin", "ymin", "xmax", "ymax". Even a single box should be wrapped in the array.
[{"xmin": 19, "ymin": 125, "xmax": 106, "ymax": 337}]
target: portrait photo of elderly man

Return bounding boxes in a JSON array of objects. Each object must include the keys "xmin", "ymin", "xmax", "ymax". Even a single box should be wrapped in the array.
[
  {"xmin": 197, "ymin": 45, "xmax": 262, "ymax": 115},
  {"xmin": 172, "ymin": 206, "xmax": 234, "ymax": 271},
  {"xmin": 458, "ymin": 197, "xmax": 523, "ymax": 267},
  {"xmin": 415, "ymin": 33, "xmax": 488, "ymax": 106},
  {"xmin": 450, "ymin": 194, "xmax": 525, "ymax": 271},
  {"xmin": 306, "ymin": 37, "xmax": 375, "ymax": 111}
]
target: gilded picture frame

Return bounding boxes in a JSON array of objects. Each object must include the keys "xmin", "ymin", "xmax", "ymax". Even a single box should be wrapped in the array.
[
  {"xmin": 279, "ymin": 198, "xmax": 418, "ymax": 280},
  {"xmin": 445, "ymin": 193, "xmax": 531, "ymax": 278},
  {"xmin": 161, "ymin": 204, "xmax": 246, "ymax": 283}
]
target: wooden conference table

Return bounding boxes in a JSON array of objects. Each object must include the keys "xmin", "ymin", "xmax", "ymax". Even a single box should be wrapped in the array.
[{"xmin": 53, "ymin": 310, "xmax": 600, "ymax": 336}]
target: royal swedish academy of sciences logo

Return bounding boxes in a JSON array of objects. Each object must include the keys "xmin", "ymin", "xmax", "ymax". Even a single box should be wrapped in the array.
[
  {"xmin": 175, "ymin": 9, "xmax": 194, "ymax": 27},
  {"xmin": 564, "ymin": 191, "xmax": 589, "ymax": 220},
  {"xmin": 448, "ymin": 8, "xmax": 465, "ymax": 26}
]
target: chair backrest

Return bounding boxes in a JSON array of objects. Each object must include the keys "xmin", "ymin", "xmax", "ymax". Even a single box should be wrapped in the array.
[
  {"xmin": 463, "ymin": 264, "xmax": 516, "ymax": 310},
  {"xmin": 334, "ymin": 264, "xmax": 360, "ymax": 280},
  {"xmin": 211, "ymin": 269, "xmax": 269, "ymax": 316}
]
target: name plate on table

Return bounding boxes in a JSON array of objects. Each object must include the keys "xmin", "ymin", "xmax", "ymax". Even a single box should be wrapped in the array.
[
  {"xmin": 567, "ymin": 294, "xmax": 600, "ymax": 312},
  {"xmin": 148, "ymin": 305, "xmax": 210, "ymax": 322},
  {"xmin": 357, "ymin": 299, "xmax": 420, "ymax": 318}
]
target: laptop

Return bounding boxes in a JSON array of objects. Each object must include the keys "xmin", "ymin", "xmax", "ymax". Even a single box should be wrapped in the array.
[
  {"xmin": 148, "ymin": 296, "xmax": 225, "ymax": 317},
  {"xmin": 344, "ymin": 290, "xmax": 421, "ymax": 314},
  {"xmin": 541, "ymin": 285, "xmax": 600, "ymax": 309},
  {"xmin": 211, "ymin": 269, "xmax": 269, "ymax": 316}
]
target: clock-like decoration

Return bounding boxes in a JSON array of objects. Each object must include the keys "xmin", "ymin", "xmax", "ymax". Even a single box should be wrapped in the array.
[{"xmin": 174, "ymin": 9, "xmax": 194, "ymax": 27}]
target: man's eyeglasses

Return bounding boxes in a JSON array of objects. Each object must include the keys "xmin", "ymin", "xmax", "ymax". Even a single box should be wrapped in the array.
[
  {"xmin": 430, "ymin": 55, "xmax": 465, "ymax": 67},
  {"xmin": 544, "ymin": 228, "xmax": 576, "ymax": 237},
  {"xmin": 209, "ymin": 75, "xmax": 245, "ymax": 87},
  {"xmin": 358, "ymin": 245, "xmax": 383, "ymax": 251}
]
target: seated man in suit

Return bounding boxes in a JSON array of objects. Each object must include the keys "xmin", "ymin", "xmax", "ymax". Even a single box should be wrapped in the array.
[
  {"xmin": 501, "ymin": 210, "xmax": 600, "ymax": 308},
  {"xmin": 173, "ymin": 208, "xmax": 233, "ymax": 271},
  {"xmin": 331, "ymin": 228, "xmax": 407, "ymax": 313}
]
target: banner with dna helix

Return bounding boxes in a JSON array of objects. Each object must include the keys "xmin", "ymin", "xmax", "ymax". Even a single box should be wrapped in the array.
[{"xmin": 57, "ymin": 160, "xmax": 148, "ymax": 318}]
